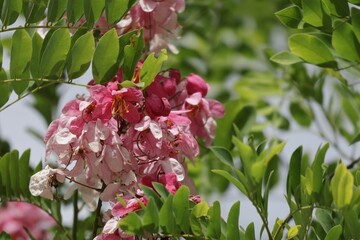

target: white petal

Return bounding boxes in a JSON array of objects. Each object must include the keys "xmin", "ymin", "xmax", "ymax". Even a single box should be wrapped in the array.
[{"xmin": 150, "ymin": 121, "xmax": 162, "ymax": 139}]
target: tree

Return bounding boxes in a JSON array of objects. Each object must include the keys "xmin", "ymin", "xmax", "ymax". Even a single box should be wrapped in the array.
[{"xmin": 1, "ymin": 0, "xmax": 360, "ymax": 239}]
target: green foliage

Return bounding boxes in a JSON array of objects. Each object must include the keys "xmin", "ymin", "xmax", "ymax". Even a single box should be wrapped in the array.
[{"xmin": 118, "ymin": 185, "xmax": 243, "ymax": 239}]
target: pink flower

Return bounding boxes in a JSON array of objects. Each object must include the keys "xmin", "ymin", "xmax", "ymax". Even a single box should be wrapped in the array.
[
  {"xmin": 185, "ymin": 93, "xmax": 225, "ymax": 146},
  {"xmin": 112, "ymin": 196, "xmax": 148, "ymax": 218},
  {"xmin": 0, "ymin": 202, "xmax": 56, "ymax": 240},
  {"xmin": 145, "ymin": 94, "xmax": 171, "ymax": 119},
  {"xmin": 186, "ymin": 73, "xmax": 209, "ymax": 97},
  {"xmin": 112, "ymin": 87, "xmax": 144, "ymax": 123}
]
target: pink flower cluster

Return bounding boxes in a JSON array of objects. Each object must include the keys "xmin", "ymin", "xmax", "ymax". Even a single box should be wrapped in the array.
[
  {"xmin": 30, "ymin": 65, "xmax": 224, "ymax": 238},
  {"xmin": 118, "ymin": 0, "xmax": 185, "ymax": 52},
  {"xmin": 0, "ymin": 202, "xmax": 56, "ymax": 239}
]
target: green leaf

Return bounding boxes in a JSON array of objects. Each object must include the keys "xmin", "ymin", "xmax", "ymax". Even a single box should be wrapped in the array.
[
  {"xmin": 302, "ymin": 0, "xmax": 324, "ymax": 27},
  {"xmin": 152, "ymin": 182, "xmax": 169, "ymax": 200},
  {"xmin": 289, "ymin": 33, "xmax": 337, "ymax": 68},
  {"xmin": 275, "ymin": 6, "xmax": 302, "ymax": 28},
  {"xmin": 315, "ymin": 208, "xmax": 334, "ymax": 232},
  {"xmin": 0, "ymin": 40, "xmax": 3, "ymax": 69},
  {"xmin": 40, "ymin": 28, "xmax": 71, "ymax": 78},
  {"xmin": 8, "ymin": 150, "xmax": 19, "ymax": 197},
  {"xmin": 141, "ymin": 49, "xmax": 168, "ymax": 88},
  {"xmin": 192, "ymin": 201, "xmax": 209, "ymax": 218},
  {"xmin": 312, "ymin": 143, "xmax": 328, "ymax": 193},
  {"xmin": 251, "ymin": 161, "xmax": 266, "ymax": 183},
  {"xmin": 245, "ymin": 223, "xmax": 255, "ymax": 240},
  {"xmin": 118, "ymin": 30, "xmax": 137, "ymax": 67},
  {"xmin": 47, "ymin": 0, "xmax": 67, "ymax": 22},
  {"xmin": 286, "ymin": 146, "xmax": 302, "ymax": 202},
  {"xmin": 142, "ymin": 197, "xmax": 159, "ymax": 233},
  {"xmin": 207, "ymin": 201, "xmax": 221, "ymax": 239},
  {"xmin": 84, "ymin": 0, "xmax": 105, "ymax": 26},
  {"xmin": 23, "ymin": 0, "xmax": 48, "ymax": 24},
  {"xmin": 211, "ymin": 146, "xmax": 233, "ymax": 167},
  {"xmin": 1, "ymin": 0, "xmax": 22, "ymax": 26},
  {"xmin": 67, "ymin": 32, "xmax": 95, "ymax": 79},
  {"xmin": 287, "ymin": 225, "xmax": 301, "ymax": 239},
  {"xmin": 324, "ymin": 225, "xmax": 342, "ymax": 240},
  {"xmin": 105, "ymin": 0, "xmax": 136, "ymax": 24},
  {"xmin": 159, "ymin": 195, "xmax": 175, "ymax": 234},
  {"xmin": 352, "ymin": 8, "xmax": 360, "ymax": 42},
  {"xmin": 30, "ymin": 32, "xmax": 43, "ymax": 79},
  {"xmin": 67, "ymin": 0, "xmax": 84, "ymax": 23},
  {"xmin": 270, "ymin": 51, "xmax": 303, "ymax": 65},
  {"xmin": 233, "ymin": 105, "xmax": 257, "ymax": 137},
  {"xmin": 0, "ymin": 152, "xmax": 11, "ymax": 198},
  {"xmin": 332, "ymin": 21, "xmax": 360, "ymax": 62},
  {"xmin": 122, "ymin": 31, "xmax": 145, "ymax": 81},
  {"xmin": 212, "ymin": 169, "xmax": 248, "ymax": 196},
  {"xmin": 0, "ymin": 69, "xmax": 10, "ymax": 108},
  {"xmin": 322, "ymin": 0, "xmax": 349, "ymax": 17},
  {"xmin": 118, "ymin": 212, "xmax": 143, "ymax": 235},
  {"xmin": 141, "ymin": 185, "xmax": 163, "ymax": 207},
  {"xmin": 289, "ymin": 101, "xmax": 313, "ymax": 127},
  {"xmin": 19, "ymin": 149, "xmax": 31, "ymax": 198},
  {"xmin": 227, "ymin": 201, "xmax": 240, "ymax": 240},
  {"xmin": 173, "ymin": 186, "xmax": 190, "ymax": 233},
  {"xmin": 330, "ymin": 162, "xmax": 354, "ymax": 208},
  {"xmin": 92, "ymin": 29, "xmax": 120, "ymax": 84},
  {"xmin": 10, "ymin": 29, "xmax": 32, "ymax": 95}
]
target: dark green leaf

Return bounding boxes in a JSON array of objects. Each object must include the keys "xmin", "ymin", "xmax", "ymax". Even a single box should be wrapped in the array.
[
  {"xmin": 212, "ymin": 169, "xmax": 247, "ymax": 196},
  {"xmin": 233, "ymin": 105, "xmax": 257, "ymax": 137},
  {"xmin": 227, "ymin": 201, "xmax": 240, "ymax": 240},
  {"xmin": 286, "ymin": 146, "xmax": 302, "ymax": 203},
  {"xmin": 0, "ymin": 152, "xmax": 11, "ymax": 198},
  {"xmin": 275, "ymin": 6, "xmax": 302, "ymax": 28},
  {"xmin": 352, "ymin": 8, "xmax": 360, "ymax": 42},
  {"xmin": 142, "ymin": 197, "xmax": 159, "ymax": 233},
  {"xmin": 0, "ymin": 69, "xmax": 10, "ymax": 108},
  {"xmin": 289, "ymin": 101, "xmax": 312, "ymax": 127},
  {"xmin": 1, "ymin": 0, "xmax": 22, "ymax": 26},
  {"xmin": 152, "ymin": 182, "xmax": 169, "ymax": 200},
  {"xmin": 10, "ymin": 29, "xmax": 32, "ymax": 95},
  {"xmin": 245, "ymin": 223, "xmax": 255, "ymax": 240},
  {"xmin": 207, "ymin": 201, "xmax": 221, "ymax": 239},
  {"xmin": 211, "ymin": 146, "xmax": 233, "ymax": 167},
  {"xmin": 322, "ymin": 0, "xmax": 349, "ymax": 17},
  {"xmin": 67, "ymin": 32, "xmax": 95, "ymax": 79},
  {"xmin": 19, "ymin": 149, "xmax": 31, "ymax": 198},
  {"xmin": 67, "ymin": 0, "xmax": 84, "ymax": 23},
  {"xmin": 289, "ymin": 33, "xmax": 337, "ymax": 68},
  {"xmin": 140, "ymin": 185, "xmax": 163, "ymax": 207},
  {"xmin": 332, "ymin": 21, "xmax": 360, "ymax": 62},
  {"xmin": 8, "ymin": 150, "xmax": 19, "ymax": 197},
  {"xmin": 312, "ymin": 143, "xmax": 328, "ymax": 193},
  {"xmin": 302, "ymin": 0, "xmax": 324, "ymax": 27},
  {"xmin": 23, "ymin": 0, "xmax": 48, "ymax": 24},
  {"xmin": 159, "ymin": 195, "xmax": 175, "ymax": 234},
  {"xmin": 30, "ymin": 33, "xmax": 43, "ymax": 79},
  {"xmin": 173, "ymin": 186, "xmax": 190, "ymax": 233},
  {"xmin": 84, "ymin": 0, "xmax": 105, "ymax": 26},
  {"xmin": 105, "ymin": 0, "xmax": 136, "ymax": 24},
  {"xmin": 92, "ymin": 29, "xmax": 120, "ymax": 84},
  {"xmin": 315, "ymin": 208, "xmax": 334, "ymax": 233},
  {"xmin": 47, "ymin": 0, "xmax": 67, "ymax": 22},
  {"xmin": 123, "ymin": 31, "xmax": 145, "ymax": 81},
  {"xmin": 40, "ymin": 28, "xmax": 71, "ymax": 78}
]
